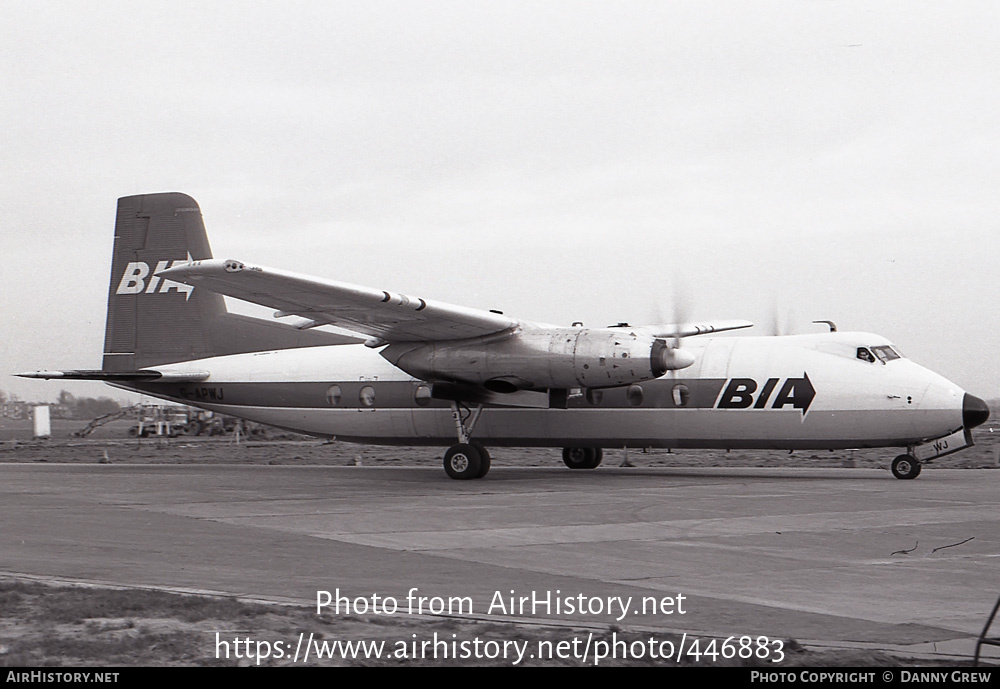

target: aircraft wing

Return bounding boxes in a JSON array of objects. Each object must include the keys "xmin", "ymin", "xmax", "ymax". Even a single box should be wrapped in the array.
[
  {"xmin": 159, "ymin": 259, "xmax": 519, "ymax": 342},
  {"xmin": 641, "ymin": 320, "xmax": 754, "ymax": 338}
]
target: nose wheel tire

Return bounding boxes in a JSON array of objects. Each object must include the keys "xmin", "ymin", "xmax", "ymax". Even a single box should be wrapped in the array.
[
  {"xmin": 891, "ymin": 455, "xmax": 922, "ymax": 480},
  {"xmin": 562, "ymin": 447, "xmax": 603, "ymax": 469},
  {"xmin": 444, "ymin": 443, "xmax": 486, "ymax": 480}
]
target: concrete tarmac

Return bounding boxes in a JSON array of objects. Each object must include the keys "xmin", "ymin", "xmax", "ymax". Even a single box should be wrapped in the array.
[{"xmin": 2, "ymin": 464, "xmax": 999, "ymax": 660}]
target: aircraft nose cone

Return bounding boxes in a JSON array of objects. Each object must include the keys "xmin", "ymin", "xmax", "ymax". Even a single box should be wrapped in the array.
[{"xmin": 963, "ymin": 393, "xmax": 990, "ymax": 429}]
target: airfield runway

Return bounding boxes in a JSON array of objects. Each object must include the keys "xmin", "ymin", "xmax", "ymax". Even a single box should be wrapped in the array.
[{"xmin": 2, "ymin": 463, "xmax": 999, "ymax": 661}]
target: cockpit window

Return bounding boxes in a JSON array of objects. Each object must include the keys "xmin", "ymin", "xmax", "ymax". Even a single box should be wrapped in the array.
[
  {"xmin": 871, "ymin": 345, "xmax": 901, "ymax": 363},
  {"xmin": 857, "ymin": 347, "xmax": 876, "ymax": 363}
]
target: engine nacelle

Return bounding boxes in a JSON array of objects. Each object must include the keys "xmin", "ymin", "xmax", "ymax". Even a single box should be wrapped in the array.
[{"xmin": 381, "ymin": 326, "xmax": 694, "ymax": 392}]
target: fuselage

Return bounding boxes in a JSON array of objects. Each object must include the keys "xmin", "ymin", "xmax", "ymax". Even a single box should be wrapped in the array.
[
  {"xmin": 25, "ymin": 191, "xmax": 987, "ymax": 481},
  {"xmin": 121, "ymin": 331, "xmax": 973, "ymax": 451}
]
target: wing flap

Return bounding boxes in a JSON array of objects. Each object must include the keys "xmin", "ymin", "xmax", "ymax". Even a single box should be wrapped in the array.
[{"xmin": 160, "ymin": 259, "xmax": 518, "ymax": 342}]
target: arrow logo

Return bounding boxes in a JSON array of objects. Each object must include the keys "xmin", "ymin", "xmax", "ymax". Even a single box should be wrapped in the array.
[
  {"xmin": 716, "ymin": 373, "xmax": 815, "ymax": 417},
  {"xmin": 771, "ymin": 372, "xmax": 815, "ymax": 416}
]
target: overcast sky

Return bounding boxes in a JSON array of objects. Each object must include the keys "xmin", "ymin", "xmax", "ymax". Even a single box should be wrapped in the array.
[{"xmin": 2, "ymin": 1, "xmax": 999, "ymax": 403}]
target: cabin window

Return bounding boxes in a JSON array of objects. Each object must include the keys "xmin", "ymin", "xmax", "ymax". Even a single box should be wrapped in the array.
[
  {"xmin": 359, "ymin": 385, "xmax": 376, "ymax": 407},
  {"xmin": 672, "ymin": 384, "xmax": 690, "ymax": 407},
  {"xmin": 627, "ymin": 384, "xmax": 644, "ymax": 406},
  {"xmin": 414, "ymin": 385, "xmax": 432, "ymax": 407},
  {"xmin": 586, "ymin": 388, "xmax": 603, "ymax": 406},
  {"xmin": 326, "ymin": 384, "xmax": 342, "ymax": 406}
]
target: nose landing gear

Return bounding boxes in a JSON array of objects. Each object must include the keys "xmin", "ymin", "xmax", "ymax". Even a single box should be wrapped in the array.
[{"xmin": 891, "ymin": 454, "xmax": 922, "ymax": 480}]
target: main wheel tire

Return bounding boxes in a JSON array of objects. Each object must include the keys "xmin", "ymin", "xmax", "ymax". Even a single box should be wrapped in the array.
[
  {"xmin": 563, "ymin": 447, "xmax": 589, "ymax": 469},
  {"xmin": 471, "ymin": 442, "xmax": 492, "ymax": 478},
  {"xmin": 590, "ymin": 448, "xmax": 604, "ymax": 469},
  {"xmin": 563, "ymin": 447, "xmax": 602, "ymax": 469},
  {"xmin": 444, "ymin": 443, "xmax": 484, "ymax": 480},
  {"xmin": 891, "ymin": 455, "xmax": 921, "ymax": 480}
]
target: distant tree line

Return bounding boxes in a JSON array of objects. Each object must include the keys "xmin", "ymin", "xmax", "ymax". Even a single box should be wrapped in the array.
[
  {"xmin": 1, "ymin": 389, "xmax": 124, "ymax": 420},
  {"xmin": 55, "ymin": 391, "xmax": 122, "ymax": 419}
]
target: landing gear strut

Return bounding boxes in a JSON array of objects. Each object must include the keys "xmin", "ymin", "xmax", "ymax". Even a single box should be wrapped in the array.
[
  {"xmin": 443, "ymin": 402, "xmax": 491, "ymax": 480},
  {"xmin": 891, "ymin": 454, "xmax": 921, "ymax": 480},
  {"xmin": 562, "ymin": 447, "xmax": 603, "ymax": 469}
]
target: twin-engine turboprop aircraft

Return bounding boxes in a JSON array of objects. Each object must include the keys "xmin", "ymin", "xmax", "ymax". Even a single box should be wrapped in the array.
[{"xmin": 19, "ymin": 193, "xmax": 990, "ymax": 480}]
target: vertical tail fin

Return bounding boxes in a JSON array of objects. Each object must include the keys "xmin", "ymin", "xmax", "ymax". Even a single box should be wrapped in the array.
[
  {"xmin": 102, "ymin": 193, "xmax": 354, "ymax": 371},
  {"xmin": 103, "ymin": 193, "xmax": 220, "ymax": 370}
]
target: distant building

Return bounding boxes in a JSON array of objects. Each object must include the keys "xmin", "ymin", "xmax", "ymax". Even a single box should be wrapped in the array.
[
  {"xmin": 1, "ymin": 401, "xmax": 30, "ymax": 419},
  {"xmin": 1, "ymin": 401, "xmax": 71, "ymax": 420}
]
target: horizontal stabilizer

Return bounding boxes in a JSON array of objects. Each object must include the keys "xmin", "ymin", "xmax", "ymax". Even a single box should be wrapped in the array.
[{"xmin": 16, "ymin": 369, "xmax": 210, "ymax": 382}]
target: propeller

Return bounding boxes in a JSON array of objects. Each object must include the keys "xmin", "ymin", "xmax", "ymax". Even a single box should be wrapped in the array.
[
  {"xmin": 623, "ymin": 280, "xmax": 753, "ymax": 375},
  {"xmin": 762, "ymin": 301, "xmax": 838, "ymax": 337},
  {"xmin": 659, "ymin": 342, "xmax": 696, "ymax": 372},
  {"xmin": 649, "ymin": 278, "xmax": 696, "ymax": 374},
  {"xmin": 666, "ymin": 279, "xmax": 691, "ymax": 372},
  {"xmin": 764, "ymin": 300, "xmax": 799, "ymax": 337},
  {"xmin": 769, "ymin": 301, "xmax": 784, "ymax": 337}
]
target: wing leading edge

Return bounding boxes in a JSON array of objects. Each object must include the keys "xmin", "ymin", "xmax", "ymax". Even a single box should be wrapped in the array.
[{"xmin": 159, "ymin": 259, "xmax": 519, "ymax": 343}]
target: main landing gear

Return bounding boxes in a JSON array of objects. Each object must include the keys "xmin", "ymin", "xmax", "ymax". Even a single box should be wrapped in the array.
[
  {"xmin": 443, "ymin": 443, "xmax": 491, "ymax": 480},
  {"xmin": 891, "ymin": 454, "xmax": 922, "ymax": 480},
  {"xmin": 562, "ymin": 447, "xmax": 603, "ymax": 469},
  {"xmin": 443, "ymin": 403, "xmax": 491, "ymax": 480},
  {"xmin": 440, "ymin": 402, "xmax": 606, "ymax": 479}
]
